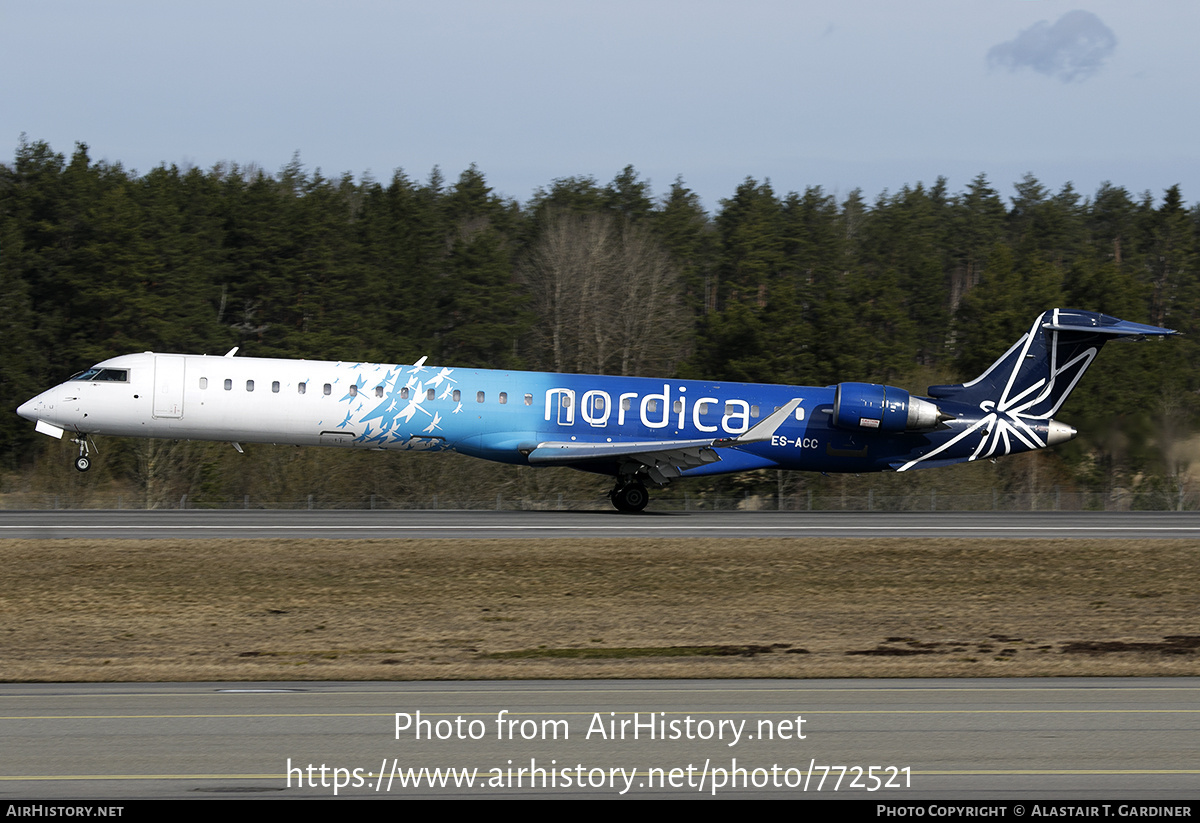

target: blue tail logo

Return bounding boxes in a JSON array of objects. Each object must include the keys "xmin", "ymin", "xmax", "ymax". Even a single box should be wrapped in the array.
[
  {"xmin": 898, "ymin": 309, "xmax": 1174, "ymax": 470},
  {"xmin": 928, "ymin": 308, "xmax": 1166, "ymax": 416}
]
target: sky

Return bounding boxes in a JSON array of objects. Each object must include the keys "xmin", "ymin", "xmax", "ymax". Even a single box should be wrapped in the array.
[{"xmin": 3, "ymin": 0, "xmax": 1197, "ymax": 211}]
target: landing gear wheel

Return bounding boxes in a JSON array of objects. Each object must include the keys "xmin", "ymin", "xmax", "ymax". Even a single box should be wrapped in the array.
[
  {"xmin": 71, "ymin": 435, "xmax": 94, "ymax": 472},
  {"xmin": 611, "ymin": 481, "xmax": 649, "ymax": 513}
]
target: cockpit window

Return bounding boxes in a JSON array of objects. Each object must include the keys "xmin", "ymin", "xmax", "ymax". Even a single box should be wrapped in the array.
[{"xmin": 68, "ymin": 368, "xmax": 128, "ymax": 382}]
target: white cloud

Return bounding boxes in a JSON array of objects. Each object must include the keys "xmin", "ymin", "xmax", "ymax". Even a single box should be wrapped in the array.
[{"xmin": 988, "ymin": 10, "xmax": 1116, "ymax": 83}]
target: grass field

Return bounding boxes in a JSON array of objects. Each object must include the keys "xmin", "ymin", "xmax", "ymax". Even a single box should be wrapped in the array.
[{"xmin": 2, "ymin": 537, "xmax": 1197, "ymax": 681}]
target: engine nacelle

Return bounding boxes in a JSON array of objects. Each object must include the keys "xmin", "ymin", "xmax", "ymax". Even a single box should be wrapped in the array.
[{"xmin": 832, "ymin": 382, "xmax": 944, "ymax": 432}]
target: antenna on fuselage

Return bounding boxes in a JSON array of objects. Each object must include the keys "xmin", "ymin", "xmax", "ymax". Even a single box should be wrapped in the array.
[{"xmin": 224, "ymin": 347, "xmax": 239, "ymax": 358}]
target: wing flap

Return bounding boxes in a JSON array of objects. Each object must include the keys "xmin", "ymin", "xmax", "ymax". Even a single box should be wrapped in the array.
[
  {"xmin": 527, "ymin": 437, "xmax": 717, "ymax": 464},
  {"xmin": 526, "ymin": 398, "xmax": 802, "ymax": 483}
]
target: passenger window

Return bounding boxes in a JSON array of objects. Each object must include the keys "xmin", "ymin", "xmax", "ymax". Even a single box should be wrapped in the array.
[
  {"xmin": 751, "ymin": 405, "xmax": 760, "ymax": 418},
  {"xmin": 477, "ymin": 391, "xmax": 485, "ymax": 403},
  {"xmin": 698, "ymin": 402, "xmax": 709, "ymax": 414},
  {"xmin": 401, "ymin": 387, "xmax": 409, "ymax": 400},
  {"xmin": 648, "ymin": 400, "xmax": 658, "ymax": 413},
  {"xmin": 673, "ymin": 400, "xmax": 683, "ymax": 413},
  {"xmin": 725, "ymin": 403, "xmax": 735, "ymax": 415},
  {"xmin": 453, "ymin": 390, "xmax": 461, "ymax": 402},
  {"xmin": 272, "ymin": 381, "xmax": 280, "ymax": 393},
  {"xmin": 426, "ymin": 388, "xmax": 435, "ymax": 401},
  {"xmin": 199, "ymin": 377, "xmax": 208, "ymax": 390},
  {"xmin": 375, "ymin": 386, "xmax": 384, "ymax": 398},
  {"xmin": 224, "ymin": 379, "xmax": 232, "ymax": 391},
  {"xmin": 622, "ymin": 398, "xmax": 632, "ymax": 411},
  {"xmin": 499, "ymin": 392, "xmax": 507, "ymax": 405},
  {"xmin": 349, "ymin": 385, "xmax": 358, "ymax": 397},
  {"xmin": 524, "ymin": 393, "xmax": 532, "ymax": 406},
  {"xmin": 298, "ymin": 382, "xmax": 306, "ymax": 394},
  {"xmin": 246, "ymin": 380, "xmax": 254, "ymax": 392},
  {"xmin": 323, "ymin": 383, "xmax": 331, "ymax": 396}
]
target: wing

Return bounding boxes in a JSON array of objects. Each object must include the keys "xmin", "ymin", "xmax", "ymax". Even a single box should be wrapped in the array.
[{"xmin": 526, "ymin": 398, "xmax": 802, "ymax": 483}]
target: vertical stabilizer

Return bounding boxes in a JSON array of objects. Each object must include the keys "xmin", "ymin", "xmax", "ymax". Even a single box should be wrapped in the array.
[{"xmin": 927, "ymin": 309, "xmax": 1174, "ymax": 418}]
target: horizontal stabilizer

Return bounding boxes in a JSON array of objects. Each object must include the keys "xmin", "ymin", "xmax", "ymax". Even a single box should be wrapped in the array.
[{"xmin": 1043, "ymin": 312, "xmax": 1177, "ymax": 338}]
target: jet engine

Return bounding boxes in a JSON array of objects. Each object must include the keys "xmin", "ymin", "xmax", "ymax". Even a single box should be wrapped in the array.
[{"xmin": 832, "ymin": 382, "xmax": 947, "ymax": 432}]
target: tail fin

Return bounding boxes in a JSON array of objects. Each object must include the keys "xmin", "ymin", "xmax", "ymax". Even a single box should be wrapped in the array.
[{"xmin": 928, "ymin": 309, "xmax": 1175, "ymax": 417}]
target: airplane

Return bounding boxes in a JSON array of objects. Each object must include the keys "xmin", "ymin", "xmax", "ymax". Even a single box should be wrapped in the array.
[{"xmin": 15, "ymin": 309, "xmax": 1175, "ymax": 513}]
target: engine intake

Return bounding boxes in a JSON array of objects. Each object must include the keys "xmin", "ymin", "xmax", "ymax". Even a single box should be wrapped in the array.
[{"xmin": 832, "ymin": 382, "xmax": 946, "ymax": 432}]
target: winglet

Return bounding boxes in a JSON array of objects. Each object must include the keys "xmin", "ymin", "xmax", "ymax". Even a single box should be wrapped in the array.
[{"xmin": 715, "ymin": 398, "xmax": 802, "ymax": 447}]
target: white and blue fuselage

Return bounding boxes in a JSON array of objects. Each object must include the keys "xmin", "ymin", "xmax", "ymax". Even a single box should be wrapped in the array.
[
  {"xmin": 15, "ymin": 310, "xmax": 1175, "ymax": 511},
  {"xmin": 18, "ymin": 351, "xmax": 859, "ymax": 471}
]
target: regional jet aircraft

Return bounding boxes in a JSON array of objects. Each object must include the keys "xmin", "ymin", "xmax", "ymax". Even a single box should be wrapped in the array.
[{"xmin": 16, "ymin": 309, "xmax": 1174, "ymax": 512}]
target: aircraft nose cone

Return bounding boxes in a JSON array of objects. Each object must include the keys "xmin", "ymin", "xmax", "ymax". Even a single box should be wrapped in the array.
[
  {"xmin": 1045, "ymin": 420, "xmax": 1077, "ymax": 446},
  {"xmin": 16, "ymin": 397, "xmax": 39, "ymax": 421}
]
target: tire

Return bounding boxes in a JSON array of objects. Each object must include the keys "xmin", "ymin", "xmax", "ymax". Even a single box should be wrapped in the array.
[
  {"xmin": 612, "ymin": 482, "xmax": 649, "ymax": 513},
  {"xmin": 74, "ymin": 455, "xmax": 91, "ymax": 472}
]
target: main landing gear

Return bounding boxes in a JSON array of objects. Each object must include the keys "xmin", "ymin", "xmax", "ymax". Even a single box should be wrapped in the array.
[
  {"xmin": 71, "ymin": 435, "xmax": 93, "ymax": 472},
  {"xmin": 610, "ymin": 480, "xmax": 649, "ymax": 513}
]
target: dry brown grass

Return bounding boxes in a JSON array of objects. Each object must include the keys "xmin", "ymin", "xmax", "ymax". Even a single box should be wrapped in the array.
[{"xmin": 1, "ymin": 537, "xmax": 1197, "ymax": 681}]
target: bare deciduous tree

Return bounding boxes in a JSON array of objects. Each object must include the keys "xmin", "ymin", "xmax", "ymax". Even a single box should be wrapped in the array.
[{"xmin": 523, "ymin": 211, "xmax": 687, "ymax": 376}]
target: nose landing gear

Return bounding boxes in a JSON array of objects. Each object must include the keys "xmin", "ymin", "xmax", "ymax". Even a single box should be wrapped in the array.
[{"xmin": 70, "ymin": 435, "xmax": 94, "ymax": 472}]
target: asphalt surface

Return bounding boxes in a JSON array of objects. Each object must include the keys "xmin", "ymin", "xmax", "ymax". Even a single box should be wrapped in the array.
[
  {"xmin": 4, "ymin": 509, "xmax": 1200, "ymax": 539},
  {"xmin": 3, "ymin": 511, "xmax": 1196, "ymax": 801},
  {"xmin": 0, "ymin": 679, "xmax": 1196, "ymax": 800}
]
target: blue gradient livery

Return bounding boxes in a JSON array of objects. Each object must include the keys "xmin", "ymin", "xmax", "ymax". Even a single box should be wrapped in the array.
[{"xmin": 16, "ymin": 309, "xmax": 1174, "ymax": 511}]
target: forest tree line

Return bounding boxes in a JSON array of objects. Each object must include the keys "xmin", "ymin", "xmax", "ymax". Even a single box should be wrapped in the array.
[{"xmin": 1, "ymin": 138, "xmax": 1197, "ymax": 506}]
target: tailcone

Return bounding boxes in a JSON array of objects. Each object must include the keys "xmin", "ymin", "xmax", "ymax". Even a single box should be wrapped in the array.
[{"xmin": 1045, "ymin": 419, "xmax": 1077, "ymax": 446}]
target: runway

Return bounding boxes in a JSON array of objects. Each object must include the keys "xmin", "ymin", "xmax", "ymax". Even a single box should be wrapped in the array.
[
  {"xmin": 0, "ymin": 679, "xmax": 1196, "ymax": 799},
  {"xmin": 4, "ymin": 509, "xmax": 1200, "ymax": 539},
  {"xmin": 4, "ymin": 512, "xmax": 1196, "ymax": 801}
]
